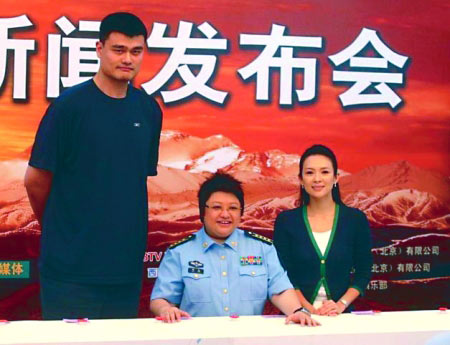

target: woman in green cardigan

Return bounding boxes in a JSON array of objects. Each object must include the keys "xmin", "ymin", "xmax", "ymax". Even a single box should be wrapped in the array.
[{"xmin": 273, "ymin": 144, "xmax": 372, "ymax": 316}]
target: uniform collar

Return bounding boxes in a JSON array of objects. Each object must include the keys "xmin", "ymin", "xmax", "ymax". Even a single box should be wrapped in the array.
[
  {"xmin": 198, "ymin": 227, "xmax": 240, "ymax": 252},
  {"xmin": 224, "ymin": 228, "xmax": 240, "ymax": 252}
]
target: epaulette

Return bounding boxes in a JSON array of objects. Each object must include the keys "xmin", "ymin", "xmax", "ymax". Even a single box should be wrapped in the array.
[
  {"xmin": 169, "ymin": 234, "xmax": 196, "ymax": 249},
  {"xmin": 246, "ymin": 231, "xmax": 273, "ymax": 245}
]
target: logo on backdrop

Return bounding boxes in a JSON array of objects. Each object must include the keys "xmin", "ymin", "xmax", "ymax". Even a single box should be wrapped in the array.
[
  {"xmin": 144, "ymin": 252, "xmax": 164, "ymax": 263},
  {"xmin": 147, "ymin": 268, "xmax": 158, "ymax": 279}
]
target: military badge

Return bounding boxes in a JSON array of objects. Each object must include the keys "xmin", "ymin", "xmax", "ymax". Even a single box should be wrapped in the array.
[
  {"xmin": 240, "ymin": 256, "xmax": 263, "ymax": 266},
  {"xmin": 189, "ymin": 260, "xmax": 204, "ymax": 268}
]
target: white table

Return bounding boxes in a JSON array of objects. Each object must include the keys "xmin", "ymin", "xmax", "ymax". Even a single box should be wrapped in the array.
[{"xmin": 1, "ymin": 311, "xmax": 449, "ymax": 345}]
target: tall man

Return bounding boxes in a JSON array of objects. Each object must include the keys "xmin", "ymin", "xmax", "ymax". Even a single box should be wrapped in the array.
[{"xmin": 24, "ymin": 12, "xmax": 162, "ymax": 319}]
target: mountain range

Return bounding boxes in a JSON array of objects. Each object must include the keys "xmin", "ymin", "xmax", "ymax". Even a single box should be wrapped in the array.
[{"xmin": 1, "ymin": 130, "xmax": 449, "ymax": 236}]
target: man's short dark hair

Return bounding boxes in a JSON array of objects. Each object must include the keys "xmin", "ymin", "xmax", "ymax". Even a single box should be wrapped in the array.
[
  {"xmin": 99, "ymin": 12, "xmax": 147, "ymax": 43},
  {"xmin": 198, "ymin": 173, "xmax": 245, "ymax": 222}
]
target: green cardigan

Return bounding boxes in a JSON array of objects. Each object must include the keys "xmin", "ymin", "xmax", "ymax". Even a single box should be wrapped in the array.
[{"xmin": 273, "ymin": 204, "xmax": 372, "ymax": 305}]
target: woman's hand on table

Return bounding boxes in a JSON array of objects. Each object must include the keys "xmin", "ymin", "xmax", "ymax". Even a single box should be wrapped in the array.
[
  {"xmin": 317, "ymin": 300, "xmax": 345, "ymax": 316},
  {"xmin": 285, "ymin": 310, "xmax": 321, "ymax": 326},
  {"xmin": 159, "ymin": 306, "xmax": 191, "ymax": 323}
]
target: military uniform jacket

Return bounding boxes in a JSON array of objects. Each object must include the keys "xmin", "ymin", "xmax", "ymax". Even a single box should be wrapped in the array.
[{"xmin": 151, "ymin": 227, "xmax": 293, "ymax": 317}]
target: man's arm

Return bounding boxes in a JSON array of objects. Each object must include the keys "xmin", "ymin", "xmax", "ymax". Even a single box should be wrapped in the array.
[{"xmin": 24, "ymin": 166, "xmax": 52, "ymax": 226}]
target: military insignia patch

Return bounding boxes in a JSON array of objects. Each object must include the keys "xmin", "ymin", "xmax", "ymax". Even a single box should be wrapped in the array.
[
  {"xmin": 188, "ymin": 268, "xmax": 204, "ymax": 274},
  {"xmin": 240, "ymin": 256, "xmax": 263, "ymax": 266},
  {"xmin": 168, "ymin": 234, "xmax": 196, "ymax": 249},
  {"xmin": 189, "ymin": 260, "xmax": 204, "ymax": 268},
  {"xmin": 245, "ymin": 231, "xmax": 273, "ymax": 245}
]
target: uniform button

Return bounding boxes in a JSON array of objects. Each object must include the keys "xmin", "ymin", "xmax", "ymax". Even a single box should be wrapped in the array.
[
  {"xmin": 321, "ymin": 260, "xmax": 325, "ymax": 264},
  {"xmin": 224, "ymin": 307, "xmax": 229, "ymax": 312},
  {"xmin": 251, "ymin": 271, "xmax": 256, "ymax": 276},
  {"xmin": 223, "ymin": 289, "xmax": 228, "ymax": 294},
  {"xmin": 221, "ymin": 256, "xmax": 226, "ymax": 260},
  {"xmin": 203, "ymin": 242, "xmax": 208, "ymax": 248},
  {"xmin": 194, "ymin": 274, "xmax": 199, "ymax": 279},
  {"xmin": 222, "ymin": 271, "xmax": 227, "ymax": 277}
]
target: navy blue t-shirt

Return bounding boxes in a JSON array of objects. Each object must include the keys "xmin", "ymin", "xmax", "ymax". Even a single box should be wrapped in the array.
[{"xmin": 29, "ymin": 79, "xmax": 162, "ymax": 284}]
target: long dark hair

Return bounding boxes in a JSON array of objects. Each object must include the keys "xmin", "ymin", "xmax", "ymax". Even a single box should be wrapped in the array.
[{"xmin": 298, "ymin": 144, "xmax": 342, "ymax": 206}]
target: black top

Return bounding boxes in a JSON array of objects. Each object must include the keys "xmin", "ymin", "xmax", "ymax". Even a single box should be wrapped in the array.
[
  {"xmin": 29, "ymin": 79, "xmax": 162, "ymax": 284},
  {"xmin": 273, "ymin": 204, "xmax": 372, "ymax": 304}
]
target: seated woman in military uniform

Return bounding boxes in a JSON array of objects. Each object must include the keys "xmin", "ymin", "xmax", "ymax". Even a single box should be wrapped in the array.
[{"xmin": 150, "ymin": 173, "xmax": 319, "ymax": 326}]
